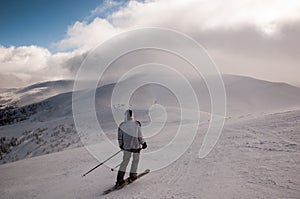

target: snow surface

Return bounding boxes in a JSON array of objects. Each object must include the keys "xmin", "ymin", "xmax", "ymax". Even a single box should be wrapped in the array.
[
  {"xmin": 1, "ymin": 75, "xmax": 300, "ymax": 198},
  {"xmin": 0, "ymin": 109, "xmax": 299, "ymax": 198}
]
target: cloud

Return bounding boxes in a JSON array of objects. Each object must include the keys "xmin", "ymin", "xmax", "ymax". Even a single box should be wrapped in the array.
[
  {"xmin": 88, "ymin": 0, "xmax": 126, "ymax": 20},
  {"xmin": 55, "ymin": 18, "xmax": 121, "ymax": 52},
  {"xmin": 1, "ymin": 0, "xmax": 300, "ymax": 88},
  {"xmin": 0, "ymin": 45, "xmax": 51, "ymax": 87},
  {"xmin": 0, "ymin": 45, "xmax": 82, "ymax": 87},
  {"xmin": 55, "ymin": 0, "xmax": 300, "ymax": 85},
  {"xmin": 108, "ymin": 0, "xmax": 300, "ymax": 32},
  {"xmin": 0, "ymin": 45, "xmax": 50, "ymax": 73},
  {"xmin": 56, "ymin": 0, "xmax": 300, "ymax": 54}
]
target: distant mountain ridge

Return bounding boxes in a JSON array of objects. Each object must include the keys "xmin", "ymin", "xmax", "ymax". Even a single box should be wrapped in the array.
[
  {"xmin": 223, "ymin": 74, "xmax": 300, "ymax": 115},
  {"xmin": 0, "ymin": 80, "xmax": 74, "ymax": 109},
  {"xmin": 1, "ymin": 74, "xmax": 300, "ymax": 164},
  {"xmin": 1, "ymin": 75, "xmax": 300, "ymax": 122}
]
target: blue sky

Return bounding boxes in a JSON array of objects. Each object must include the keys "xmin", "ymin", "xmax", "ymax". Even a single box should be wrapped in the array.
[{"xmin": 0, "ymin": 0, "xmax": 123, "ymax": 48}]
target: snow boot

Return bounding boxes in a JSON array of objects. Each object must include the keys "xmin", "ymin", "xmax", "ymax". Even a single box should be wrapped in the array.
[
  {"xmin": 116, "ymin": 171, "xmax": 126, "ymax": 187},
  {"xmin": 115, "ymin": 179, "xmax": 125, "ymax": 188},
  {"xmin": 128, "ymin": 173, "xmax": 138, "ymax": 182}
]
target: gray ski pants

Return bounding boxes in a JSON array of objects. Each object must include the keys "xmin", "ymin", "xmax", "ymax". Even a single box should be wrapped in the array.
[{"xmin": 119, "ymin": 150, "xmax": 140, "ymax": 175}]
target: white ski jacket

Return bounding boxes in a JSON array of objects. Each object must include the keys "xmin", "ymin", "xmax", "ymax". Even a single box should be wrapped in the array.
[{"xmin": 118, "ymin": 110, "xmax": 144, "ymax": 150}]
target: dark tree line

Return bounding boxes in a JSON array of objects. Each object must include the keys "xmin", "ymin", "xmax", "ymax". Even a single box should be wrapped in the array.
[
  {"xmin": 0, "ymin": 136, "xmax": 18, "ymax": 159},
  {"xmin": 0, "ymin": 102, "xmax": 50, "ymax": 126}
]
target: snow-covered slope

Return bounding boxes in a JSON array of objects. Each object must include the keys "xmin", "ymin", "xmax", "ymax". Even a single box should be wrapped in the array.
[
  {"xmin": 1, "ymin": 75, "xmax": 300, "ymax": 165},
  {"xmin": 223, "ymin": 74, "xmax": 300, "ymax": 115},
  {"xmin": 0, "ymin": 109, "xmax": 299, "ymax": 198},
  {"xmin": 0, "ymin": 80, "xmax": 74, "ymax": 108}
]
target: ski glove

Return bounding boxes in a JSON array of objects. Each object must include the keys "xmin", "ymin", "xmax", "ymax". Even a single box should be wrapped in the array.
[{"xmin": 142, "ymin": 142, "xmax": 147, "ymax": 149}]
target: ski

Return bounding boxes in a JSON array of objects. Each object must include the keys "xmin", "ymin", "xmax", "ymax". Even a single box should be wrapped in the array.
[{"xmin": 103, "ymin": 169, "xmax": 150, "ymax": 195}]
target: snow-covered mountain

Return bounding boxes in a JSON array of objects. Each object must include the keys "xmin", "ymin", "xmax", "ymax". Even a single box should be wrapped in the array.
[
  {"xmin": 0, "ymin": 74, "xmax": 300, "ymax": 198},
  {"xmin": 223, "ymin": 74, "xmax": 300, "ymax": 115},
  {"xmin": 1, "ymin": 75, "xmax": 300, "ymax": 165},
  {"xmin": 2, "ymin": 74, "xmax": 300, "ymax": 119},
  {"xmin": 0, "ymin": 79, "xmax": 74, "ymax": 109}
]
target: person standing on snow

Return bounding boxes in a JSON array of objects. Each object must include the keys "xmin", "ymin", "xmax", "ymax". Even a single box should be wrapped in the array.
[{"xmin": 116, "ymin": 109, "xmax": 147, "ymax": 187}]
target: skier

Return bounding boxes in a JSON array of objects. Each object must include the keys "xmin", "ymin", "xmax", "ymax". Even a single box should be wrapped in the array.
[{"xmin": 116, "ymin": 109, "xmax": 147, "ymax": 187}]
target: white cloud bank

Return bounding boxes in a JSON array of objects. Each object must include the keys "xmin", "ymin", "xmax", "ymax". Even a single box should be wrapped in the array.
[
  {"xmin": 0, "ymin": 45, "xmax": 79, "ymax": 87},
  {"xmin": 1, "ymin": 0, "xmax": 300, "ymax": 87}
]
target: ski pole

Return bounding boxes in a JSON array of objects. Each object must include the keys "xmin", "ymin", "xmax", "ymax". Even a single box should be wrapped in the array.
[
  {"xmin": 111, "ymin": 162, "xmax": 121, "ymax": 171},
  {"xmin": 82, "ymin": 150, "xmax": 122, "ymax": 177}
]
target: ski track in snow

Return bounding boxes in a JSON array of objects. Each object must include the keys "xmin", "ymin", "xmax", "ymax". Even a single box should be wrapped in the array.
[{"xmin": 1, "ymin": 110, "xmax": 300, "ymax": 198}]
